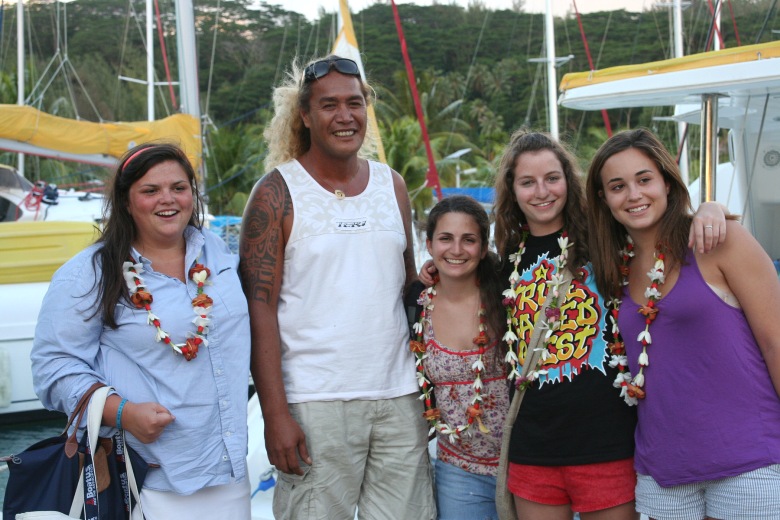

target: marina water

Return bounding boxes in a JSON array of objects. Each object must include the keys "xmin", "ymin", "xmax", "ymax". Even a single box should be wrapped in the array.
[{"xmin": 0, "ymin": 417, "xmax": 63, "ymax": 509}]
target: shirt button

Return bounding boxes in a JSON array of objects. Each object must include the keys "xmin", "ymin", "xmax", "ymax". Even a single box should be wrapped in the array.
[
  {"xmin": 225, "ymin": 431, "xmax": 232, "ymax": 437},
  {"xmin": 215, "ymin": 369, "xmax": 223, "ymax": 376},
  {"xmin": 221, "ymin": 400, "xmax": 228, "ymax": 408},
  {"xmin": 222, "ymin": 455, "xmax": 228, "ymax": 461}
]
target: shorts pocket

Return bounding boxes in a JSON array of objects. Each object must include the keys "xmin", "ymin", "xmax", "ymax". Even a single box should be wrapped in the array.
[{"xmin": 272, "ymin": 463, "xmax": 314, "ymax": 520}]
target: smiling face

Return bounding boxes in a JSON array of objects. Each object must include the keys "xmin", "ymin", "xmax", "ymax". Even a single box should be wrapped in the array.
[
  {"xmin": 127, "ymin": 160, "xmax": 194, "ymax": 249},
  {"xmin": 426, "ymin": 212, "xmax": 487, "ymax": 283},
  {"xmin": 599, "ymin": 147, "xmax": 670, "ymax": 237},
  {"xmin": 512, "ymin": 149, "xmax": 567, "ymax": 235},
  {"xmin": 301, "ymin": 72, "xmax": 367, "ymax": 160}
]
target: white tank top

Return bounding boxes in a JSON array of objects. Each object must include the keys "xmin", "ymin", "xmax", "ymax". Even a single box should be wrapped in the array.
[{"xmin": 277, "ymin": 159, "xmax": 418, "ymax": 403}]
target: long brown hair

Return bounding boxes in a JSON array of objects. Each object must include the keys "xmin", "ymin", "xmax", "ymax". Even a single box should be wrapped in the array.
[
  {"xmin": 92, "ymin": 142, "xmax": 204, "ymax": 328},
  {"xmin": 585, "ymin": 128, "xmax": 692, "ymax": 299},
  {"xmin": 493, "ymin": 129, "xmax": 588, "ymax": 271}
]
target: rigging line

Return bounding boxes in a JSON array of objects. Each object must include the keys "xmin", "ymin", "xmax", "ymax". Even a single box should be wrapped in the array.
[
  {"xmin": 0, "ymin": 0, "xmax": 2, "ymax": 45},
  {"xmin": 523, "ymin": 40, "xmax": 544, "ymax": 128},
  {"xmin": 726, "ymin": 0, "xmax": 740, "ymax": 46},
  {"xmin": 650, "ymin": 7, "xmax": 668, "ymax": 60},
  {"xmin": 447, "ymin": 8, "xmax": 489, "ymax": 152},
  {"xmin": 64, "ymin": 58, "xmax": 104, "ymax": 121},
  {"xmin": 754, "ymin": 0, "xmax": 778, "ymax": 44},
  {"xmin": 303, "ymin": 17, "xmax": 317, "ymax": 58},
  {"xmin": 22, "ymin": 2, "xmax": 36, "ymax": 88},
  {"xmin": 56, "ymin": 3, "xmax": 82, "ymax": 119},
  {"xmin": 674, "ymin": 123, "xmax": 690, "ymax": 165},
  {"xmin": 204, "ymin": 0, "xmax": 222, "ymax": 119},
  {"xmin": 25, "ymin": 54, "xmax": 66, "ymax": 106},
  {"xmin": 742, "ymin": 94, "xmax": 770, "ymax": 224},
  {"xmin": 113, "ymin": 2, "xmax": 134, "ymax": 116},
  {"xmin": 206, "ymin": 155, "xmax": 265, "ymax": 192},
  {"xmin": 0, "ymin": 1, "xmax": 7, "ymax": 68},
  {"xmin": 504, "ymin": 7, "xmax": 518, "ymax": 58},
  {"xmin": 126, "ymin": 0, "xmax": 164, "ymax": 115},
  {"xmin": 314, "ymin": 11, "xmax": 321, "ymax": 57},
  {"xmin": 390, "ymin": 0, "xmax": 441, "ymax": 198},
  {"xmin": 154, "ymin": 0, "xmax": 178, "ymax": 110},
  {"xmin": 704, "ymin": 0, "xmax": 725, "ymax": 50},
  {"xmin": 690, "ymin": 0, "xmax": 706, "ymax": 54},
  {"xmin": 572, "ymin": 0, "xmax": 612, "ymax": 137},
  {"xmin": 272, "ymin": 24, "xmax": 287, "ymax": 89},
  {"xmin": 24, "ymin": 48, "xmax": 61, "ymax": 104}
]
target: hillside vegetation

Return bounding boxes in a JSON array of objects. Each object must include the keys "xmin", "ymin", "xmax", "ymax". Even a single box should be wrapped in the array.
[{"xmin": 0, "ymin": 0, "xmax": 776, "ymax": 215}]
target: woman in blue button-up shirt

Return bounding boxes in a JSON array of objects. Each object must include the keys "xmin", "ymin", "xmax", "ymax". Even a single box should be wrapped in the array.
[{"xmin": 32, "ymin": 143, "xmax": 251, "ymax": 518}]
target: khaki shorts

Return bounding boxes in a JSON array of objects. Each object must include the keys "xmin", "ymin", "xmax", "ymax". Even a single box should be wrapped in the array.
[{"xmin": 272, "ymin": 393, "xmax": 436, "ymax": 520}]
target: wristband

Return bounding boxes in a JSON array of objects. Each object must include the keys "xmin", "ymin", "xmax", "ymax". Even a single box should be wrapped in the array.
[{"xmin": 116, "ymin": 398, "xmax": 128, "ymax": 430}]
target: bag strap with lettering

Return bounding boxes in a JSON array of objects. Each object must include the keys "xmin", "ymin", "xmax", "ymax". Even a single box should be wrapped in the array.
[
  {"xmin": 496, "ymin": 267, "xmax": 575, "ymax": 520},
  {"xmin": 69, "ymin": 386, "xmax": 144, "ymax": 519}
]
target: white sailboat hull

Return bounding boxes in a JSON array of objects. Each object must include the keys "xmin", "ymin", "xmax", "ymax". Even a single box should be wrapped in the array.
[{"xmin": 559, "ymin": 41, "xmax": 780, "ymax": 260}]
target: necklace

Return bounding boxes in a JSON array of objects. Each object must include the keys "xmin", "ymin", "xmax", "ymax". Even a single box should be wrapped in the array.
[
  {"xmin": 123, "ymin": 259, "xmax": 212, "ymax": 361},
  {"xmin": 503, "ymin": 227, "xmax": 572, "ymax": 389},
  {"xmin": 410, "ymin": 284, "xmax": 491, "ymax": 443},
  {"xmin": 309, "ymin": 166, "xmax": 359, "ymax": 200},
  {"xmin": 608, "ymin": 236, "xmax": 666, "ymax": 406}
]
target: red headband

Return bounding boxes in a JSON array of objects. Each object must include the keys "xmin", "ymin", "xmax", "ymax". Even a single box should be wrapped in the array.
[{"xmin": 122, "ymin": 147, "xmax": 149, "ymax": 174}]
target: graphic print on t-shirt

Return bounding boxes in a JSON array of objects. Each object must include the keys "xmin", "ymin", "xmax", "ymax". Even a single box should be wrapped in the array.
[{"xmin": 512, "ymin": 254, "xmax": 609, "ymax": 386}]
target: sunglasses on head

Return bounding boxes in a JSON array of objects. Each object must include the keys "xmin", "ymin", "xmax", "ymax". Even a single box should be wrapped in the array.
[{"xmin": 303, "ymin": 58, "xmax": 361, "ymax": 83}]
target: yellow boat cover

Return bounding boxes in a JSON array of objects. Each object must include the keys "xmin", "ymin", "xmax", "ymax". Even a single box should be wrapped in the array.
[
  {"xmin": 0, "ymin": 221, "xmax": 98, "ymax": 284},
  {"xmin": 0, "ymin": 105, "xmax": 201, "ymax": 169},
  {"xmin": 560, "ymin": 41, "xmax": 780, "ymax": 92}
]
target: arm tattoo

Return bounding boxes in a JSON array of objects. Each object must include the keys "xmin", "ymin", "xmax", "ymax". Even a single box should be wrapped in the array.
[{"xmin": 239, "ymin": 171, "xmax": 291, "ymax": 304}]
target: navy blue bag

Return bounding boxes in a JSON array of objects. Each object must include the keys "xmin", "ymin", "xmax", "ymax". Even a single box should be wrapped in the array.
[{"xmin": 2, "ymin": 383, "xmax": 148, "ymax": 519}]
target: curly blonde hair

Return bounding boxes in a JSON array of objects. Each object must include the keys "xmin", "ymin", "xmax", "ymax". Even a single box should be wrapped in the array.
[{"xmin": 263, "ymin": 56, "xmax": 379, "ymax": 172}]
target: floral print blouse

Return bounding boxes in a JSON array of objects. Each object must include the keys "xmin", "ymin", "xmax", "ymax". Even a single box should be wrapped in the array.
[{"xmin": 423, "ymin": 319, "xmax": 509, "ymax": 476}]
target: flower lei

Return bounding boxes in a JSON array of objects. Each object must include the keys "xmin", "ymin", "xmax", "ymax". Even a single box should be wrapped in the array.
[
  {"xmin": 502, "ymin": 227, "xmax": 572, "ymax": 390},
  {"xmin": 410, "ymin": 284, "xmax": 491, "ymax": 443},
  {"xmin": 123, "ymin": 259, "xmax": 213, "ymax": 361},
  {"xmin": 607, "ymin": 236, "xmax": 666, "ymax": 406}
]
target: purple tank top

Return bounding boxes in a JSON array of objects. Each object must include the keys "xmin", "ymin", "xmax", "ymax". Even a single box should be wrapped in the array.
[{"xmin": 620, "ymin": 250, "xmax": 780, "ymax": 486}]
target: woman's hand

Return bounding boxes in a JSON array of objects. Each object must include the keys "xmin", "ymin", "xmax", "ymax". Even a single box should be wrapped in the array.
[
  {"xmin": 418, "ymin": 259, "xmax": 437, "ymax": 287},
  {"xmin": 121, "ymin": 401, "xmax": 175, "ymax": 443},
  {"xmin": 689, "ymin": 201, "xmax": 729, "ymax": 253}
]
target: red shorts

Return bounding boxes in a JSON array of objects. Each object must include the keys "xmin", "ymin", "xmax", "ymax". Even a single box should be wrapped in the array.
[{"xmin": 507, "ymin": 458, "xmax": 636, "ymax": 513}]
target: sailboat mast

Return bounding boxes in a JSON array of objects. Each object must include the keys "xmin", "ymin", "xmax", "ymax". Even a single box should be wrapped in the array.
[
  {"xmin": 17, "ymin": 0, "xmax": 25, "ymax": 177},
  {"xmin": 147, "ymin": 0, "xmax": 154, "ymax": 121},
  {"xmin": 174, "ymin": 0, "xmax": 205, "ymax": 198},
  {"xmin": 672, "ymin": 0, "xmax": 689, "ymax": 184},
  {"xmin": 175, "ymin": 0, "xmax": 200, "ymax": 125},
  {"xmin": 544, "ymin": 0, "xmax": 559, "ymax": 139}
]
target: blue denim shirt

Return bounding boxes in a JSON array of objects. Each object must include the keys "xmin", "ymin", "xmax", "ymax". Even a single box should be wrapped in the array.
[{"xmin": 32, "ymin": 226, "xmax": 251, "ymax": 495}]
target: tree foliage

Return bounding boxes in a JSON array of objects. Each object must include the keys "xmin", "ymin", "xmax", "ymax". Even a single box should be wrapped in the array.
[{"xmin": 0, "ymin": 0, "xmax": 776, "ymax": 212}]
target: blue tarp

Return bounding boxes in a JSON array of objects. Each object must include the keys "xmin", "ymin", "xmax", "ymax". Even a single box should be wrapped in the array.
[{"xmin": 440, "ymin": 187, "xmax": 494, "ymax": 204}]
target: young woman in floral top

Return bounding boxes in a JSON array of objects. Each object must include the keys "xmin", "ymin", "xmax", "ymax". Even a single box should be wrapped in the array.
[{"xmin": 409, "ymin": 195, "xmax": 507, "ymax": 520}]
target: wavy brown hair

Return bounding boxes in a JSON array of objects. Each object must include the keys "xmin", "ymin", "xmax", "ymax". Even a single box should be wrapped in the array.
[
  {"xmin": 585, "ymin": 128, "xmax": 693, "ymax": 299},
  {"xmin": 92, "ymin": 142, "xmax": 204, "ymax": 328},
  {"xmin": 493, "ymin": 129, "xmax": 588, "ymax": 272}
]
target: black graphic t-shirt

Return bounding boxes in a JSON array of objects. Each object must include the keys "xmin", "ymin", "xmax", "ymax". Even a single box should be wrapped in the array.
[{"xmin": 502, "ymin": 232, "xmax": 636, "ymax": 466}]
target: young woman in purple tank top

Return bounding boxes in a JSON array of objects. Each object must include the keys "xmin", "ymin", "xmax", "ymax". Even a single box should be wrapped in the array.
[{"xmin": 586, "ymin": 128, "xmax": 780, "ymax": 520}]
